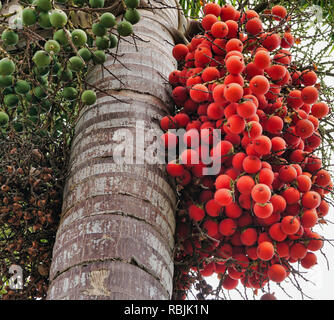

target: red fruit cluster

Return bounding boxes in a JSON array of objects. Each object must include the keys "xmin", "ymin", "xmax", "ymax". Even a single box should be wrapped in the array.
[{"xmin": 165, "ymin": 3, "xmax": 332, "ymax": 297}]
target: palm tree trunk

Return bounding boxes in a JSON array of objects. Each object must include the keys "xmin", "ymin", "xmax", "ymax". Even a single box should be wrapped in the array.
[{"xmin": 47, "ymin": 1, "xmax": 181, "ymax": 300}]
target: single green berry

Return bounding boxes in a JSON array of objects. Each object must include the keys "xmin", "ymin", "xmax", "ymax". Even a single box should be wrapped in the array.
[
  {"xmin": 92, "ymin": 23, "xmax": 107, "ymax": 37},
  {"xmin": 124, "ymin": 8, "xmax": 140, "ymax": 25},
  {"xmin": 36, "ymin": 0, "xmax": 52, "ymax": 12},
  {"xmin": 92, "ymin": 50, "xmax": 106, "ymax": 64},
  {"xmin": 81, "ymin": 89, "xmax": 96, "ymax": 105},
  {"xmin": 68, "ymin": 56, "xmax": 85, "ymax": 72},
  {"xmin": 109, "ymin": 34, "xmax": 118, "ymax": 48},
  {"xmin": 33, "ymin": 50, "xmax": 51, "ymax": 67},
  {"xmin": 95, "ymin": 36, "xmax": 110, "ymax": 50},
  {"xmin": 33, "ymin": 66, "xmax": 49, "ymax": 76},
  {"xmin": 1, "ymin": 29, "xmax": 19, "ymax": 46},
  {"xmin": 57, "ymin": 68, "xmax": 73, "ymax": 82},
  {"xmin": 53, "ymin": 29, "xmax": 69, "ymax": 46},
  {"xmin": 49, "ymin": 9, "xmax": 68, "ymax": 28},
  {"xmin": 0, "ymin": 58, "xmax": 15, "ymax": 76},
  {"xmin": 0, "ymin": 111, "xmax": 9, "ymax": 127},
  {"xmin": 71, "ymin": 29, "xmax": 87, "ymax": 47},
  {"xmin": 78, "ymin": 48, "xmax": 92, "ymax": 62},
  {"xmin": 15, "ymin": 80, "xmax": 31, "ymax": 94},
  {"xmin": 0, "ymin": 75, "xmax": 13, "ymax": 88},
  {"xmin": 100, "ymin": 12, "xmax": 116, "ymax": 28},
  {"xmin": 22, "ymin": 8, "xmax": 37, "ymax": 26},
  {"xmin": 44, "ymin": 39, "xmax": 61, "ymax": 53},
  {"xmin": 125, "ymin": 0, "xmax": 139, "ymax": 9},
  {"xmin": 33, "ymin": 86, "xmax": 48, "ymax": 98},
  {"xmin": 117, "ymin": 21, "xmax": 133, "ymax": 37},
  {"xmin": 63, "ymin": 86, "xmax": 78, "ymax": 100},
  {"xmin": 4, "ymin": 94, "xmax": 19, "ymax": 107},
  {"xmin": 89, "ymin": 0, "xmax": 104, "ymax": 8},
  {"xmin": 38, "ymin": 12, "xmax": 52, "ymax": 29}
]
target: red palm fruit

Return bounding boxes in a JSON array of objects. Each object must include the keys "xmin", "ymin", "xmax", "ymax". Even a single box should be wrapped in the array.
[
  {"xmin": 232, "ymin": 152, "xmax": 247, "ymax": 171},
  {"xmin": 203, "ymin": 2, "xmax": 221, "ymax": 16},
  {"xmin": 160, "ymin": 116, "xmax": 176, "ymax": 131},
  {"xmin": 260, "ymin": 293, "xmax": 277, "ymax": 300},
  {"xmin": 212, "ymin": 140, "xmax": 234, "ymax": 161},
  {"xmin": 269, "ymin": 223, "xmax": 287, "ymax": 242},
  {"xmin": 290, "ymin": 243, "xmax": 307, "ymax": 259},
  {"xmin": 176, "ymin": 169, "xmax": 191, "ymax": 186},
  {"xmin": 220, "ymin": 4, "xmax": 237, "ymax": 21},
  {"xmin": 161, "ymin": 132, "xmax": 178, "ymax": 149},
  {"xmin": 212, "ymin": 84, "xmax": 226, "ymax": 103},
  {"xmin": 315, "ymin": 169, "xmax": 331, "ymax": 187},
  {"xmin": 318, "ymin": 199, "xmax": 330, "ymax": 217},
  {"xmin": 226, "ymin": 55, "xmax": 245, "ymax": 75},
  {"xmin": 228, "ymin": 266, "xmax": 244, "ymax": 280},
  {"xmin": 237, "ymin": 211, "xmax": 253, "ymax": 227},
  {"xmin": 305, "ymin": 155, "xmax": 322, "ymax": 172},
  {"xmin": 296, "ymin": 175, "xmax": 312, "ymax": 193},
  {"xmin": 174, "ymin": 112, "xmax": 190, "ymax": 127},
  {"xmin": 205, "ymin": 199, "xmax": 223, "ymax": 217},
  {"xmin": 202, "ymin": 66, "xmax": 220, "ymax": 82},
  {"xmin": 211, "ymin": 21, "xmax": 229, "ymax": 38},
  {"xmin": 202, "ymin": 14, "xmax": 218, "ymax": 31},
  {"xmin": 307, "ymin": 232, "xmax": 324, "ymax": 251},
  {"xmin": 276, "ymin": 241, "xmax": 290, "ymax": 258},
  {"xmin": 301, "ymin": 69, "xmax": 317, "ymax": 86},
  {"xmin": 225, "ymin": 38, "xmax": 243, "ymax": 52},
  {"xmin": 254, "ymin": 50, "xmax": 271, "ymax": 69},
  {"xmin": 281, "ymin": 187, "xmax": 300, "ymax": 205},
  {"xmin": 227, "ymin": 115, "xmax": 245, "ymax": 134},
  {"xmin": 281, "ymin": 32, "xmax": 294, "ymax": 48},
  {"xmin": 215, "ymin": 174, "xmax": 232, "ymax": 189},
  {"xmin": 266, "ymin": 65, "xmax": 287, "ymax": 81},
  {"xmin": 186, "ymin": 75, "xmax": 202, "ymax": 87},
  {"xmin": 311, "ymin": 102, "xmax": 329, "ymax": 118},
  {"xmin": 215, "ymin": 263, "xmax": 227, "ymax": 273},
  {"xmin": 214, "ymin": 188, "xmax": 233, "ymax": 206},
  {"xmin": 207, "ymin": 102, "xmax": 224, "ymax": 120},
  {"xmin": 246, "ymin": 17, "xmax": 263, "ymax": 35},
  {"xmin": 218, "ymin": 218, "xmax": 237, "ymax": 236},
  {"xmin": 268, "ymin": 264, "xmax": 287, "ymax": 283},
  {"xmin": 188, "ymin": 204, "xmax": 205, "ymax": 221},
  {"xmin": 172, "ymin": 44, "xmax": 189, "ymax": 61},
  {"xmin": 224, "ymin": 83, "xmax": 244, "ymax": 102},
  {"xmin": 224, "ymin": 73, "xmax": 245, "ymax": 86},
  {"xmin": 258, "ymin": 168, "xmax": 274, "ymax": 186},
  {"xmin": 244, "ymin": 121, "xmax": 263, "ymax": 139},
  {"xmin": 236, "ymin": 175, "xmax": 255, "ymax": 194},
  {"xmin": 251, "ymin": 183, "xmax": 271, "ymax": 203},
  {"xmin": 172, "ymin": 86, "xmax": 188, "ymax": 102},
  {"xmin": 257, "ymin": 241, "xmax": 275, "ymax": 261},
  {"xmin": 274, "ymin": 51, "xmax": 291, "ymax": 65},
  {"xmin": 242, "ymin": 155, "xmax": 262, "ymax": 174},
  {"xmin": 225, "ymin": 202, "xmax": 242, "ymax": 219},
  {"xmin": 217, "ymin": 243, "xmax": 233, "ymax": 260},
  {"xmin": 301, "ymin": 191, "xmax": 321, "ymax": 209},
  {"xmin": 233, "ymin": 253, "xmax": 249, "ymax": 269},
  {"xmin": 180, "ymin": 148, "xmax": 199, "ymax": 167},
  {"xmin": 222, "ymin": 275, "xmax": 239, "ymax": 290},
  {"xmin": 190, "ymin": 84, "xmax": 209, "ymax": 102},
  {"xmin": 169, "ymin": 70, "xmax": 181, "ymax": 86},
  {"xmin": 203, "ymin": 219, "xmax": 219, "ymax": 237},
  {"xmin": 225, "ymin": 19, "xmax": 238, "ymax": 38},
  {"xmin": 194, "ymin": 46, "xmax": 212, "ymax": 66},
  {"xmin": 253, "ymin": 202, "xmax": 273, "ymax": 218},
  {"xmin": 237, "ymin": 100, "xmax": 256, "ymax": 119},
  {"xmin": 281, "ymin": 216, "xmax": 300, "ymax": 235},
  {"xmin": 212, "ymin": 38, "xmax": 226, "ymax": 55},
  {"xmin": 261, "ymin": 33, "xmax": 281, "ymax": 51},
  {"xmin": 245, "ymin": 246, "xmax": 258, "ymax": 260},
  {"xmin": 301, "ymin": 209, "xmax": 318, "ymax": 228},
  {"xmin": 271, "ymin": 137, "xmax": 286, "ymax": 155},
  {"xmin": 272, "ymin": 5, "xmax": 287, "ymax": 20},
  {"xmin": 279, "ymin": 165, "xmax": 297, "ymax": 183},
  {"xmin": 240, "ymin": 228, "xmax": 258, "ymax": 246},
  {"xmin": 301, "ymin": 86, "xmax": 319, "ymax": 104},
  {"xmin": 245, "ymin": 62, "xmax": 264, "ymax": 79},
  {"xmin": 308, "ymin": 115, "xmax": 319, "ymax": 130},
  {"xmin": 166, "ymin": 161, "xmax": 184, "ymax": 177},
  {"xmin": 258, "ymin": 232, "xmax": 271, "ymax": 243},
  {"xmin": 200, "ymin": 261, "xmax": 216, "ymax": 277},
  {"xmin": 253, "ymin": 135, "xmax": 272, "ymax": 155},
  {"xmin": 301, "ymin": 252, "xmax": 317, "ymax": 269},
  {"xmin": 249, "ymin": 75, "xmax": 270, "ymax": 95},
  {"xmin": 239, "ymin": 193, "xmax": 251, "ymax": 210}
]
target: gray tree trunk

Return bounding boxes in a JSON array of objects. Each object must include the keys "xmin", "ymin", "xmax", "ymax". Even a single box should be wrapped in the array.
[{"xmin": 47, "ymin": 0, "xmax": 182, "ymax": 299}]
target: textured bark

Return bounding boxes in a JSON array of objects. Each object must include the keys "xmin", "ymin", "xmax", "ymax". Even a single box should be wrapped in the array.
[{"xmin": 47, "ymin": 1, "xmax": 181, "ymax": 300}]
